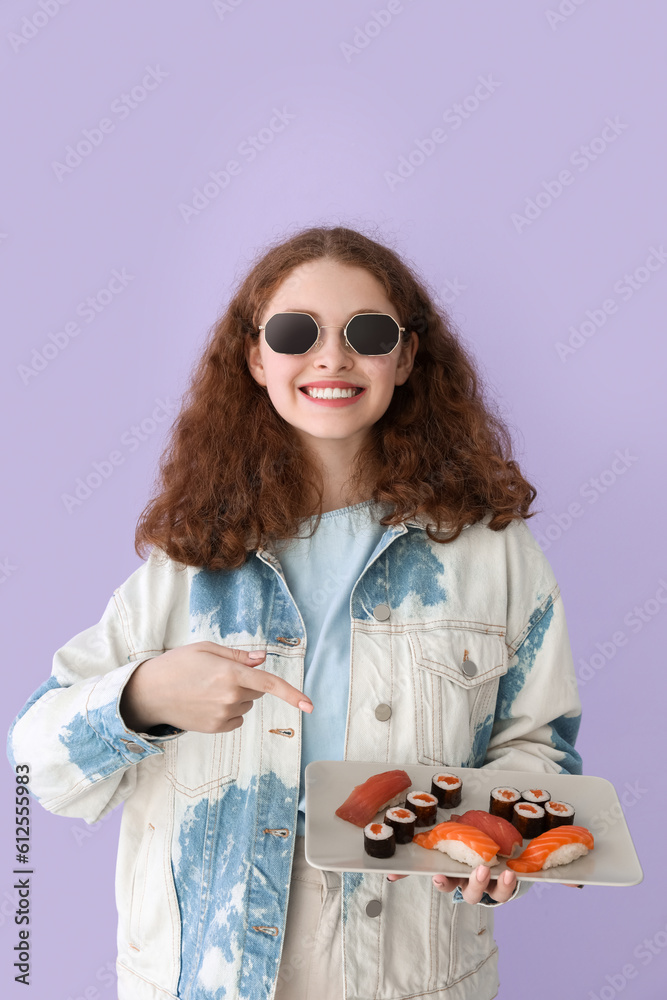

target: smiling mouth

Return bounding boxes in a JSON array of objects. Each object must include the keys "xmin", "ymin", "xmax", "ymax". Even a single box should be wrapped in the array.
[{"xmin": 299, "ymin": 386, "xmax": 364, "ymax": 398}]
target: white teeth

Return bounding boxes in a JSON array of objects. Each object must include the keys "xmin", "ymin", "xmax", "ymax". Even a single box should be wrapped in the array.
[{"xmin": 303, "ymin": 386, "xmax": 362, "ymax": 399}]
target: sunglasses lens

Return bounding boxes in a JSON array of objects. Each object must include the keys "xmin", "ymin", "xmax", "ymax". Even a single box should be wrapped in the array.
[
  {"xmin": 347, "ymin": 314, "xmax": 400, "ymax": 355},
  {"xmin": 264, "ymin": 313, "xmax": 318, "ymax": 354}
]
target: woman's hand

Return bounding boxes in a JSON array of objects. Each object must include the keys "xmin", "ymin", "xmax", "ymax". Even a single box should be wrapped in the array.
[
  {"xmin": 387, "ymin": 865, "xmax": 518, "ymax": 903},
  {"xmin": 387, "ymin": 868, "xmax": 584, "ymax": 900},
  {"xmin": 119, "ymin": 641, "xmax": 313, "ymax": 734}
]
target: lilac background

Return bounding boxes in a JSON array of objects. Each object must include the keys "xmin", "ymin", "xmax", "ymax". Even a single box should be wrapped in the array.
[{"xmin": 1, "ymin": 1, "xmax": 666, "ymax": 997}]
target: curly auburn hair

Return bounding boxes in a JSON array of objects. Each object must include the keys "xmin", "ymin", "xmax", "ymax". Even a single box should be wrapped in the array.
[{"xmin": 135, "ymin": 224, "xmax": 538, "ymax": 570}]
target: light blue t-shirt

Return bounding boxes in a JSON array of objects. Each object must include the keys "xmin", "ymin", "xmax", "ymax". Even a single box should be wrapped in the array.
[{"xmin": 271, "ymin": 499, "xmax": 391, "ymax": 837}]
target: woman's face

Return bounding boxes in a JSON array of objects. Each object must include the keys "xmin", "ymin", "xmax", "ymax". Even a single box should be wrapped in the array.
[{"xmin": 245, "ymin": 258, "xmax": 419, "ymax": 451}]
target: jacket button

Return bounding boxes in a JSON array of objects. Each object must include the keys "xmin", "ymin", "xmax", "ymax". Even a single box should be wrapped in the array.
[
  {"xmin": 372, "ymin": 604, "xmax": 390, "ymax": 621},
  {"xmin": 366, "ymin": 899, "xmax": 382, "ymax": 917},
  {"xmin": 375, "ymin": 704, "xmax": 392, "ymax": 721},
  {"xmin": 461, "ymin": 659, "xmax": 478, "ymax": 677},
  {"xmin": 124, "ymin": 742, "xmax": 146, "ymax": 753}
]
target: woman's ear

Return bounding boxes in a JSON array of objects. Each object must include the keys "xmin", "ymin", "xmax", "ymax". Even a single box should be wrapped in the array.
[{"xmin": 245, "ymin": 336, "xmax": 267, "ymax": 386}]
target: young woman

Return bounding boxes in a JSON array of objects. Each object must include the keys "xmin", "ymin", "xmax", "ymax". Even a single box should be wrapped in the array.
[{"xmin": 7, "ymin": 225, "xmax": 583, "ymax": 1000}]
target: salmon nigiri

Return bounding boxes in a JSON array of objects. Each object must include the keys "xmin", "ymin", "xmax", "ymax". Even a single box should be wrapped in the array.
[
  {"xmin": 506, "ymin": 825, "xmax": 594, "ymax": 873},
  {"xmin": 335, "ymin": 769, "xmax": 412, "ymax": 828},
  {"xmin": 413, "ymin": 822, "xmax": 501, "ymax": 866},
  {"xmin": 451, "ymin": 810, "xmax": 523, "ymax": 857}
]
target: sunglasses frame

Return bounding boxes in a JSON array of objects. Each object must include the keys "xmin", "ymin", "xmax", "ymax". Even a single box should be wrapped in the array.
[{"xmin": 258, "ymin": 311, "xmax": 406, "ymax": 357}]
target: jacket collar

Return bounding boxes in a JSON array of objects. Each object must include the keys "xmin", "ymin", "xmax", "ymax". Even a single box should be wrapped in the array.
[
  {"xmin": 404, "ymin": 511, "xmax": 475, "ymax": 531},
  {"xmin": 254, "ymin": 509, "xmax": 473, "ymax": 574}
]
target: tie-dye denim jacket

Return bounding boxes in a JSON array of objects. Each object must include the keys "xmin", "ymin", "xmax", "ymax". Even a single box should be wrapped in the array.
[{"xmin": 6, "ymin": 510, "xmax": 582, "ymax": 1000}]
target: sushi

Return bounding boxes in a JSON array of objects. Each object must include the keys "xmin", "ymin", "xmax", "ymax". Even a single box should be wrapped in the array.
[
  {"xmin": 384, "ymin": 807, "xmax": 417, "ymax": 844},
  {"xmin": 545, "ymin": 800, "xmax": 575, "ymax": 829},
  {"xmin": 404, "ymin": 791, "xmax": 438, "ymax": 827},
  {"xmin": 520, "ymin": 788, "xmax": 551, "ymax": 808},
  {"xmin": 413, "ymin": 822, "xmax": 501, "ymax": 867},
  {"xmin": 363, "ymin": 822, "xmax": 396, "ymax": 858},
  {"xmin": 451, "ymin": 809, "xmax": 523, "ymax": 858},
  {"xmin": 489, "ymin": 786, "xmax": 521, "ymax": 821},
  {"xmin": 512, "ymin": 802, "xmax": 545, "ymax": 838},
  {"xmin": 431, "ymin": 772, "xmax": 462, "ymax": 808},
  {"xmin": 335, "ymin": 769, "xmax": 412, "ymax": 828},
  {"xmin": 506, "ymin": 825, "xmax": 594, "ymax": 873}
]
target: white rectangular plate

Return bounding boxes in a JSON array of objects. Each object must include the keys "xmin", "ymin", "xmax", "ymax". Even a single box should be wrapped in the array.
[{"xmin": 304, "ymin": 760, "xmax": 644, "ymax": 886}]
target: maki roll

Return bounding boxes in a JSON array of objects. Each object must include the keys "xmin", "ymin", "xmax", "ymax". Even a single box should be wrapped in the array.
[
  {"xmin": 520, "ymin": 788, "xmax": 551, "ymax": 808},
  {"xmin": 405, "ymin": 791, "xmax": 438, "ymax": 827},
  {"xmin": 489, "ymin": 786, "xmax": 521, "ymax": 821},
  {"xmin": 512, "ymin": 802, "xmax": 545, "ymax": 838},
  {"xmin": 363, "ymin": 822, "xmax": 396, "ymax": 858},
  {"xmin": 384, "ymin": 807, "xmax": 417, "ymax": 844},
  {"xmin": 431, "ymin": 772, "xmax": 462, "ymax": 809},
  {"xmin": 544, "ymin": 800, "xmax": 575, "ymax": 829}
]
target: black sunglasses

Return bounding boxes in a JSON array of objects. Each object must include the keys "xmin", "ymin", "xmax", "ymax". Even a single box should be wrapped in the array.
[{"xmin": 258, "ymin": 311, "xmax": 406, "ymax": 356}]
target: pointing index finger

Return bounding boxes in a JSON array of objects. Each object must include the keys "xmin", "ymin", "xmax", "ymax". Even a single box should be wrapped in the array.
[{"xmin": 238, "ymin": 660, "xmax": 313, "ymax": 712}]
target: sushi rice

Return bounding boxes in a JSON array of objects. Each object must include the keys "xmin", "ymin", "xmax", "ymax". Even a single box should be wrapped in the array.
[
  {"xmin": 431, "ymin": 839, "xmax": 500, "ymax": 868},
  {"xmin": 539, "ymin": 842, "xmax": 590, "ymax": 869}
]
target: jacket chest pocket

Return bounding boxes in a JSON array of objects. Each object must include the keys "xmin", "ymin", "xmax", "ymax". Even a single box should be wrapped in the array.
[
  {"xmin": 407, "ymin": 624, "xmax": 508, "ymax": 768},
  {"xmin": 164, "ymin": 729, "xmax": 241, "ymax": 797}
]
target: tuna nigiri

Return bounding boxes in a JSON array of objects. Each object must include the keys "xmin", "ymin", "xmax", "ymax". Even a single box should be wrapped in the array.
[
  {"xmin": 451, "ymin": 810, "xmax": 523, "ymax": 858},
  {"xmin": 506, "ymin": 825, "xmax": 594, "ymax": 873},
  {"xmin": 413, "ymin": 822, "xmax": 501, "ymax": 867},
  {"xmin": 335, "ymin": 769, "xmax": 412, "ymax": 828}
]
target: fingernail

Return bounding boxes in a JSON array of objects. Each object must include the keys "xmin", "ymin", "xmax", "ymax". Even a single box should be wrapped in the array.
[
  {"xmin": 298, "ymin": 700, "xmax": 313, "ymax": 712},
  {"xmin": 476, "ymin": 866, "xmax": 489, "ymax": 883},
  {"xmin": 387, "ymin": 875, "xmax": 395, "ymax": 882},
  {"xmin": 503, "ymin": 870, "xmax": 514, "ymax": 885},
  {"xmin": 248, "ymin": 651, "xmax": 265, "ymax": 659}
]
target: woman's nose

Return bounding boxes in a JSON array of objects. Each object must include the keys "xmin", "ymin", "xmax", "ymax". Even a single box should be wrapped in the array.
[{"xmin": 313, "ymin": 326, "xmax": 352, "ymax": 361}]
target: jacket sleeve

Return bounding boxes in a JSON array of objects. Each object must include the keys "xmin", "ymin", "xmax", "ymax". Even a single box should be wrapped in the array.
[
  {"xmin": 483, "ymin": 519, "xmax": 583, "ymax": 777},
  {"xmin": 6, "ymin": 547, "xmax": 187, "ymax": 825},
  {"xmin": 455, "ymin": 519, "xmax": 584, "ymax": 908}
]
